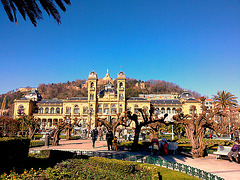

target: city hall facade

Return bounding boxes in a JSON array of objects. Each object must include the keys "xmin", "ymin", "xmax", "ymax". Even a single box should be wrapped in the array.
[{"xmin": 14, "ymin": 69, "xmax": 207, "ymax": 130}]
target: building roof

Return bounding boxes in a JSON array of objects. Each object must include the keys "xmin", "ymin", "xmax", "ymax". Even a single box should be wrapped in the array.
[
  {"xmin": 151, "ymin": 99, "xmax": 182, "ymax": 105},
  {"xmin": 100, "ymin": 82, "xmax": 117, "ymax": 96},
  {"xmin": 117, "ymin": 70, "xmax": 126, "ymax": 79},
  {"xmin": 179, "ymin": 90, "xmax": 195, "ymax": 100},
  {"xmin": 103, "ymin": 69, "xmax": 112, "ymax": 80},
  {"xmin": 185, "ymin": 99, "xmax": 200, "ymax": 103},
  {"xmin": 88, "ymin": 69, "xmax": 97, "ymax": 79},
  {"xmin": 68, "ymin": 97, "xmax": 88, "ymax": 100},
  {"xmin": 39, "ymin": 99, "xmax": 63, "ymax": 104},
  {"xmin": 126, "ymin": 97, "xmax": 149, "ymax": 101}
]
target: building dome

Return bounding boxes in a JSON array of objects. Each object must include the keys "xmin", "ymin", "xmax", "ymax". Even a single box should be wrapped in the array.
[
  {"xmin": 179, "ymin": 90, "xmax": 195, "ymax": 100},
  {"xmin": 88, "ymin": 69, "xmax": 97, "ymax": 79},
  {"xmin": 117, "ymin": 69, "xmax": 126, "ymax": 79},
  {"xmin": 25, "ymin": 89, "xmax": 42, "ymax": 101}
]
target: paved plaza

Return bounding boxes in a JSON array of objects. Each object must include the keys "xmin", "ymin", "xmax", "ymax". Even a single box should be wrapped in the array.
[{"xmin": 30, "ymin": 139, "xmax": 240, "ymax": 180}]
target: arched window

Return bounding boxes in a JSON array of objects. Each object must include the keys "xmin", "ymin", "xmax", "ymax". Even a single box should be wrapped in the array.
[
  {"xmin": 66, "ymin": 107, "xmax": 71, "ymax": 114},
  {"xmin": 161, "ymin": 108, "xmax": 165, "ymax": 114},
  {"xmin": 90, "ymin": 82, "xmax": 94, "ymax": 88},
  {"xmin": 119, "ymin": 82, "xmax": 123, "ymax": 88},
  {"xmin": 90, "ymin": 93, "xmax": 94, "ymax": 100},
  {"xmin": 119, "ymin": 93, "xmax": 124, "ymax": 100},
  {"xmin": 167, "ymin": 108, "xmax": 171, "ymax": 114},
  {"xmin": 50, "ymin": 107, "xmax": 54, "ymax": 114},
  {"xmin": 39, "ymin": 107, "xmax": 43, "ymax": 114},
  {"xmin": 56, "ymin": 108, "xmax": 60, "ymax": 114},
  {"xmin": 155, "ymin": 108, "xmax": 160, "ymax": 115},
  {"xmin": 74, "ymin": 105, "xmax": 79, "ymax": 114},
  {"xmin": 18, "ymin": 105, "xmax": 25, "ymax": 114},
  {"xmin": 172, "ymin": 108, "xmax": 176, "ymax": 114},
  {"xmin": 45, "ymin": 108, "xmax": 49, "ymax": 114},
  {"xmin": 104, "ymin": 108, "xmax": 109, "ymax": 114}
]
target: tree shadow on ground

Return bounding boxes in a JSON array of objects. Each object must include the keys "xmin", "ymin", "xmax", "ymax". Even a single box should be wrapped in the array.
[{"xmin": 0, "ymin": 150, "xmax": 79, "ymax": 175}]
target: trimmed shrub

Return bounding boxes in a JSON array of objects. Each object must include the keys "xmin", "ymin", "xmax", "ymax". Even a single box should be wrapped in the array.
[
  {"xmin": 33, "ymin": 134, "xmax": 43, "ymax": 139},
  {"xmin": 30, "ymin": 140, "xmax": 44, "ymax": 147},
  {"xmin": 89, "ymin": 157, "xmax": 137, "ymax": 174},
  {"xmin": 0, "ymin": 137, "xmax": 30, "ymax": 169}
]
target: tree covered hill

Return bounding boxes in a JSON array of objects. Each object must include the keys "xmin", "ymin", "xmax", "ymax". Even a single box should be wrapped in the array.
[{"xmin": 0, "ymin": 78, "xmax": 201, "ymax": 116}]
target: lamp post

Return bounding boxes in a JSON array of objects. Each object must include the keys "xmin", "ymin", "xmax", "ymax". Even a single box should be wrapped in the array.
[{"xmin": 87, "ymin": 109, "xmax": 94, "ymax": 138}]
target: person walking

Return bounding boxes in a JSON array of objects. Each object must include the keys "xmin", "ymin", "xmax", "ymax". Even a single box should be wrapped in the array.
[
  {"xmin": 123, "ymin": 128, "xmax": 128, "ymax": 141},
  {"xmin": 106, "ymin": 130, "xmax": 113, "ymax": 150},
  {"xmin": 98, "ymin": 128, "xmax": 103, "ymax": 141},
  {"xmin": 91, "ymin": 128, "xmax": 98, "ymax": 148}
]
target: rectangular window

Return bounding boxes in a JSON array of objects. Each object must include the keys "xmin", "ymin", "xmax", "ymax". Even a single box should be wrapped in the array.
[{"xmin": 98, "ymin": 108, "xmax": 102, "ymax": 113}]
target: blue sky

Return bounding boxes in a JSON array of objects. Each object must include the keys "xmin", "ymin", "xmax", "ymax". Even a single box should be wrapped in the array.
[{"xmin": 0, "ymin": 0, "xmax": 239, "ymax": 100}]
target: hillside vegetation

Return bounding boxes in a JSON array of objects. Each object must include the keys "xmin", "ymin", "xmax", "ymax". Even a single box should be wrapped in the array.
[{"xmin": 0, "ymin": 78, "xmax": 201, "ymax": 117}]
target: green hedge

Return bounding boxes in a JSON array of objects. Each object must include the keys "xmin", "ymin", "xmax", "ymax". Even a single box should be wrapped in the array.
[
  {"xmin": 0, "ymin": 137, "xmax": 30, "ymax": 169},
  {"xmin": 89, "ymin": 157, "xmax": 198, "ymax": 180},
  {"xmin": 33, "ymin": 134, "xmax": 43, "ymax": 139},
  {"xmin": 30, "ymin": 140, "xmax": 45, "ymax": 147},
  {"xmin": 89, "ymin": 157, "xmax": 137, "ymax": 174},
  {"xmin": 59, "ymin": 135, "xmax": 81, "ymax": 140},
  {"xmin": 177, "ymin": 138, "xmax": 233, "ymax": 146}
]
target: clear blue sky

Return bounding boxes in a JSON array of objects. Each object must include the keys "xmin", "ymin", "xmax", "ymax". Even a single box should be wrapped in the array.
[{"xmin": 0, "ymin": 0, "xmax": 239, "ymax": 100}]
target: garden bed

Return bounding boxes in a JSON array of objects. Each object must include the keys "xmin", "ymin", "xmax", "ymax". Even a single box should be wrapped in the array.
[{"xmin": 0, "ymin": 154, "xmax": 199, "ymax": 180}]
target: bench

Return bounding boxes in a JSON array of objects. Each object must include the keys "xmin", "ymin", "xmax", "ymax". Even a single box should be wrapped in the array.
[
  {"xmin": 213, "ymin": 146, "xmax": 231, "ymax": 159},
  {"xmin": 168, "ymin": 142, "xmax": 178, "ymax": 155},
  {"xmin": 213, "ymin": 146, "xmax": 235, "ymax": 159}
]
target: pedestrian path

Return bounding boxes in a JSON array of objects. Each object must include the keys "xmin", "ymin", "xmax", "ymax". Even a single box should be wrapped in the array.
[{"xmin": 30, "ymin": 139, "xmax": 240, "ymax": 180}]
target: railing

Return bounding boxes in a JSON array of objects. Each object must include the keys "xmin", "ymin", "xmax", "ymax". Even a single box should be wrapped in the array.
[{"xmin": 29, "ymin": 149, "xmax": 224, "ymax": 180}]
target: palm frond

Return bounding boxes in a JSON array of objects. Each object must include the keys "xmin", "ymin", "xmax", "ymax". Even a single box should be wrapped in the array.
[
  {"xmin": 54, "ymin": 0, "xmax": 66, "ymax": 11},
  {"xmin": 12, "ymin": 0, "xmax": 27, "ymax": 21},
  {"xmin": 39, "ymin": 0, "xmax": 61, "ymax": 24},
  {"xmin": 1, "ymin": 0, "xmax": 71, "ymax": 26},
  {"xmin": 1, "ymin": 0, "xmax": 14, "ymax": 22},
  {"xmin": 213, "ymin": 90, "xmax": 238, "ymax": 109},
  {"xmin": 9, "ymin": 0, "xmax": 17, "ymax": 22},
  {"xmin": 24, "ymin": 0, "xmax": 43, "ymax": 26}
]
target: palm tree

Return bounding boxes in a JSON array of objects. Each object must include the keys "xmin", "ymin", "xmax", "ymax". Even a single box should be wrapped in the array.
[
  {"xmin": 1, "ymin": 0, "xmax": 71, "ymax": 27},
  {"xmin": 213, "ymin": 91, "xmax": 239, "ymax": 137},
  {"xmin": 213, "ymin": 90, "xmax": 238, "ymax": 109}
]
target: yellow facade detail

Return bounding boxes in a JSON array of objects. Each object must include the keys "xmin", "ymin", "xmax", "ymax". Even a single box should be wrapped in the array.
[{"xmin": 14, "ymin": 69, "xmax": 204, "ymax": 130}]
